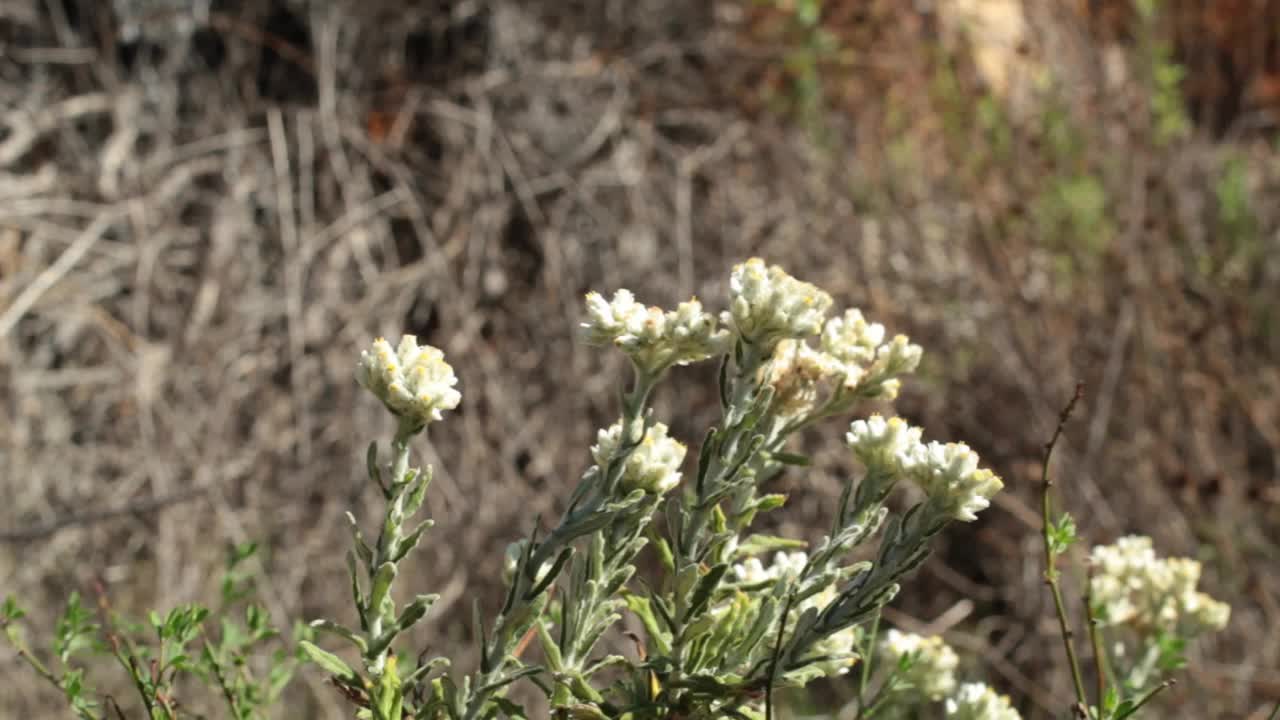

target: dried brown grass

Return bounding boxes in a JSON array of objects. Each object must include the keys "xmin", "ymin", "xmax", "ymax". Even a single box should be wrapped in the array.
[{"xmin": 1, "ymin": 1, "xmax": 1278, "ymax": 717}]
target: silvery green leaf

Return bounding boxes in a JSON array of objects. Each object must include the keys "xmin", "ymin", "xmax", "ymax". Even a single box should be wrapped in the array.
[
  {"xmin": 368, "ymin": 562, "xmax": 397, "ymax": 616},
  {"xmin": 403, "ymin": 465, "xmax": 433, "ymax": 517},
  {"xmin": 683, "ymin": 563, "xmax": 729, "ymax": 623},
  {"xmin": 367, "ymin": 442, "xmax": 386, "ymax": 496},
  {"xmin": 753, "ymin": 493, "xmax": 787, "ymax": 512},
  {"xmin": 391, "ymin": 518, "xmax": 434, "ymax": 563},
  {"xmin": 403, "ymin": 656, "xmax": 450, "ymax": 686},
  {"xmin": 536, "ymin": 621, "xmax": 564, "ymax": 671},
  {"xmin": 735, "ymin": 534, "xmax": 807, "ymax": 558},
  {"xmin": 308, "ymin": 619, "xmax": 367, "ymax": 652},
  {"xmin": 395, "ymin": 593, "xmax": 438, "ymax": 632},
  {"xmin": 476, "ymin": 665, "xmax": 541, "ymax": 695},
  {"xmin": 528, "ymin": 547, "xmax": 572, "ymax": 599},
  {"xmin": 298, "ymin": 640, "xmax": 358, "ymax": 681},
  {"xmin": 581, "ymin": 654, "xmax": 629, "ymax": 677},
  {"xmin": 623, "ymin": 594, "xmax": 672, "ymax": 655},
  {"xmin": 345, "ymin": 512, "xmax": 374, "ymax": 568}
]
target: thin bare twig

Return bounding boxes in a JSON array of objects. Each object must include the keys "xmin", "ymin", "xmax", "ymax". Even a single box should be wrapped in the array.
[{"xmin": 1041, "ymin": 382, "xmax": 1090, "ymax": 716}]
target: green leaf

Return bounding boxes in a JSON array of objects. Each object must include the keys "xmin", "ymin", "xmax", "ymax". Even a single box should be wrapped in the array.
[
  {"xmin": 683, "ymin": 563, "xmax": 730, "ymax": 624},
  {"xmin": 368, "ymin": 562, "xmax": 397, "ymax": 617},
  {"xmin": 769, "ymin": 451, "xmax": 810, "ymax": 466},
  {"xmin": 392, "ymin": 518, "xmax": 435, "ymax": 563},
  {"xmin": 395, "ymin": 594, "xmax": 439, "ymax": 633},
  {"xmin": 753, "ymin": 494, "xmax": 788, "ymax": 513},
  {"xmin": 2, "ymin": 595, "xmax": 26, "ymax": 621},
  {"xmin": 298, "ymin": 641, "xmax": 358, "ymax": 681},
  {"xmin": 309, "ymin": 619, "xmax": 368, "ymax": 653},
  {"xmin": 735, "ymin": 534, "xmax": 807, "ymax": 559},
  {"xmin": 1048, "ymin": 512, "xmax": 1078, "ymax": 555},
  {"xmin": 528, "ymin": 547, "xmax": 573, "ymax": 599}
]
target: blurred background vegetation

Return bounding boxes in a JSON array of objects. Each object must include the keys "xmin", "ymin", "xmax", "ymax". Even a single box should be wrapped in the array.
[{"xmin": 1, "ymin": 0, "xmax": 1278, "ymax": 717}]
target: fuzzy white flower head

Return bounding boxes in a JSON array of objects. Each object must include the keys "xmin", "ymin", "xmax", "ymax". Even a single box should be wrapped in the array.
[
  {"xmin": 822, "ymin": 309, "xmax": 885, "ymax": 365},
  {"xmin": 900, "ymin": 441, "xmax": 1004, "ymax": 522},
  {"xmin": 732, "ymin": 550, "xmax": 808, "ymax": 585},
  {"xmin": 846, "ymin": 415, "xmax": 924, "ymax": 474},
  {"xmin": 581, "ymin": 290, "xmax": 730, "ymax": 375},
  {"xmin": 878, "ymin": 629, "xmax": 959, "ymax": 701},
  {"xmin": 591, "ymin": 420, "xmax": 686, "ymax": 495},
  {"xmin": 356, "ymin": 336, "xmax": 461, "ymax": 430},
  {"xmin": 945, "ymin": 683, "xmax": 1022, "ymax": 720},
  {"xmin": 723, "ymin": 258, "xmax": 833, "ymax": 351},
  {"xmin": 1089, "ymin": 535, "xmax": 1230, "ymax": 634},
  {"xmin": 821, "ymin": 310, "xmax": 921, "ymax": 396}
]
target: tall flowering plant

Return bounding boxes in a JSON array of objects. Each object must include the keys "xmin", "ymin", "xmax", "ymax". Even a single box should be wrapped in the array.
[{"xmin": 307, "ymin": 258, "xmax": 1019, "ymax": 720}]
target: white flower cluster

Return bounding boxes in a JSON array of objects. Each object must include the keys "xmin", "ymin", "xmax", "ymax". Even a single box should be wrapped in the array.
[
  {"xmin": 944, "ymin": 683, "xmax": 1022, "ymax": 720},
  {"xmin": 878, "ymin": 629, "xmax": 959, "ymax": 701},
  {"xmin": 847, "ymin": 415, "xmax": 923, "ymax": 474},
  {"xmin": 760, "ymin": 317, "xmax": 923, "ymax": 418},
  {"xmin": 730, "ymin": 551, "xmax": 861, "ymax": 676},
  {"xmin": 900, "ymin": 442, "xmax": 1004, "ymax": 523},
  {"xmin": 1090, "ymin": 535, "xmax": 1230, "ymax": 634},
  {"xmin": 724, "ymin": 258, "xmax": 833, "ymax": 350},
  {"xmin": 732, "ymin": 550, "xmax": 808, "ymax": 585},
  {"xmin": 356, "ymin": 335, "xmax": 461, "ymax": 429},
  {"xmin": 581, "ymin": 290, "xmax": 730, "ymax": 375},
  {"xmin": 591, "ymin": 420, "xmax": 687, "ymax": 495},
  {"xmin": 821, "ymin": 309, "xmax": 923, "ymax": 399},
  {"xmin": 847, "ymin": 415, "xmax": 1004, "ymax": 522}
]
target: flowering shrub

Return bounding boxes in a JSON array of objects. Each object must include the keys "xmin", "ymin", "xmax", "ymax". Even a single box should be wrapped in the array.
[{"xmin": 0, "ymin": 260, "xmax": 1235, "ymax": 719}]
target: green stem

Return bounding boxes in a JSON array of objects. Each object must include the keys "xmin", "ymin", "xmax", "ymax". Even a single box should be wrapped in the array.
[
  {"xmin": 1268, "ymin": 697, "xmax": 1280, "ymax": 720},
  {"xmin": 1127, "ymin": 679, "xmax": 1174, "ymax": 715},
  {"xmin": 1040, "ymin": 384, "xmax": 1089, "ymax": 713},
  {"xmin": 1084, "ymin": 570, "xmax": 1108, "ymax": 710},
  {"xmin": 363, "ymin": 427, "xmax": 415, "ymax": 699},
  {"xmin": 858, "ymin": 611, "xmax": 881, "ymax": 705}
]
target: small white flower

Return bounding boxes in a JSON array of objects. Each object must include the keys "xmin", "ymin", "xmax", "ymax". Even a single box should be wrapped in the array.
[
  {"xmin": 878, "ymin": 629, "xmax": 959, "ymax": 701},
  {"xmin": 846, "ymin": 415, "xmax": 924, "ymax": 474},
  {"xmin": 356, "ymin": 336, "xmax": 461, "ymax": 429},
  {"xmin": 581, "ymin": 291, "xmax": 730, "ymax": 374},
  {"xmin": 945, "ymin": 683, "xmax": 1022, "ymax": 720},
  {"xmin": 592, "ymin": 420, "xmax": 686, "ymax": 495},
  {"xmin": 723, "ymin": 258, "xmax": 833, "ymax": 350},
  {"xmin": 900, "ymin": 441, "xmax": 1003, "ymax": 522}
]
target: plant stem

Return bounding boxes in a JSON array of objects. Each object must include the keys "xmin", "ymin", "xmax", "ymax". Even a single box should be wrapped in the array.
[
  {"xmin": 858, "ymin": 610, "xmax": 880, "ymax": 705},
  {"xmin": 1127, "ymin": 679, "xmax": 1174, "ymax": 715},
  {"xmin": 1268, "ymin": 697, "xmax": 1280, "ymax": 720},
  {"xmin": 1040, "ymin": 383, "xmax": 1089, "ymax": 712},
  {"xmin": 1084, "ymin": 569, "xmax": 1108, "ymax": 708}
]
